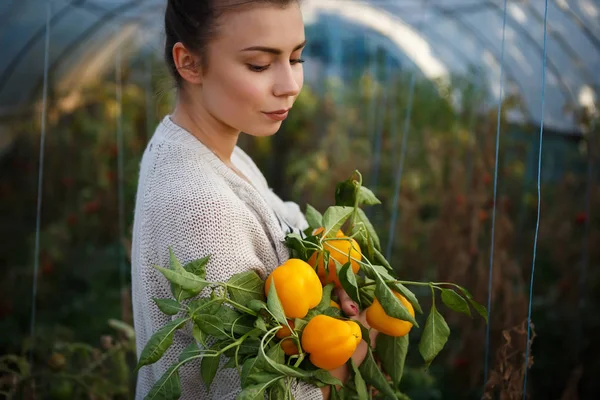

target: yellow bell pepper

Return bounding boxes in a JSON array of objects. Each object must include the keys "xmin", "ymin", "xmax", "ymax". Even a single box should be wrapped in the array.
[
  {"xmin": 301, "ymin": 315, "xmax": 362, "ymax": 370},
  {"xmin": 265, "ymin": 259, "xmax": 323, "ymax": 319},
  {"xmin": 366, "ymin": 291, "xmax": 415, "ymax": 337},
  {"xmin": 307, "ymin": 228, "xmax": 362, "ymax": 288}
]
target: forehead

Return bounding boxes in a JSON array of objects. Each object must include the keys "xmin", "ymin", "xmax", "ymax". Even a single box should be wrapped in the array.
[{"xmin": 214, "ymin": 4, "xmax": 305, "ymax": 50}]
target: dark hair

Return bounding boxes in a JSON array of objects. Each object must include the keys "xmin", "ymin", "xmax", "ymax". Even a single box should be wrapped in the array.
[{"xmin": 164, "ymin": 0, "xmax": 299, "ymax": 87}]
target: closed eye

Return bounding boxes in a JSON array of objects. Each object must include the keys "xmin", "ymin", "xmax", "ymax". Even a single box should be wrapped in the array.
[{"xmin": 248, "ymin": 64, "xmax": 269, "ymax": 72}]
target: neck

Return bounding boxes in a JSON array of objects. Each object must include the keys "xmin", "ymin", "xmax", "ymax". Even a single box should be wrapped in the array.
[{"xmin": 170, "ymin": 90, "xmax": 240, "ymax": 164}]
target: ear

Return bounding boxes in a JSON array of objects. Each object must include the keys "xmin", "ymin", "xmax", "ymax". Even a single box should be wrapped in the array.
[{"xmin": 172, "ymin": 42, "xmax": 203, "ymax": 85}]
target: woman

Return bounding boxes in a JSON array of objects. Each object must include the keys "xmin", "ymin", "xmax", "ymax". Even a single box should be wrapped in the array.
[{"xmin": 131, "ymin": 1, "xmax": 375, "ymax": 398}]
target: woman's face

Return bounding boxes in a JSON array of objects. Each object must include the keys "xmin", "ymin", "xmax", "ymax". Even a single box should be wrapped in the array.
[{"xmin": 199, "ymin": 3, "xmax": 305, "ymax": 137}]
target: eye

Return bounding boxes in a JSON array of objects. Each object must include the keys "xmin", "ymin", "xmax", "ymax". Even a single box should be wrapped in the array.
[
  {"xmin": 248, "ymin": 64, "xmax": 269, "ymax": 72},
  {"xmin": 291, "ymin": 58, "xmax": 305, "ymax": 65}
]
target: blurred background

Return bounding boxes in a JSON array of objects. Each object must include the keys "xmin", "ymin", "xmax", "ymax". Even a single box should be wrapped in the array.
[{"xmin": 0, "ymin": 0, "xmax": 598, "ymax": 399}]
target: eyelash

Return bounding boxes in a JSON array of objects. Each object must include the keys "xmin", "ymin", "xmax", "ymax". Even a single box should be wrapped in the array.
[{"xmin": 248, "ymin": 59, "xmax": 305, "ymax": 72}]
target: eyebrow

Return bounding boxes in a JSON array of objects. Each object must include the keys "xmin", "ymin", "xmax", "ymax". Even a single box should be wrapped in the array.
[{"xmin": 241, "ymin": 40, "xmax": 307, "ymax": 55}]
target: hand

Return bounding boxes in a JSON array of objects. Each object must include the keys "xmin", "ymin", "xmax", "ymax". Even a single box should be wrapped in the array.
[
  {"xmin": 334, "ymin": 286, "xmax": 378, "ymax": 364},
  {"xmin": 320, "ymin": 287, "xmax": 378, "ymax": 399}
]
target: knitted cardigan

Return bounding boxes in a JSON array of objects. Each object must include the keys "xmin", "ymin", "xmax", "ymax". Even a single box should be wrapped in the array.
[{"xmin": 131, "ymin": 116, "xmax": 323, "ymax": 399}]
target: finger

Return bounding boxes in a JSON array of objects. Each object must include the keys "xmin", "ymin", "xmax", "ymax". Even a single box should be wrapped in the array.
[{"xmin": 334, "ymin": 286, "xmax": 359, "ymax": 317}]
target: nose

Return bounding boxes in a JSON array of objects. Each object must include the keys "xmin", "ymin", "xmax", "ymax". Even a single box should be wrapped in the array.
[{"xmin": 273, "ymin": 64, "xmax": 301, "ymax": 98}]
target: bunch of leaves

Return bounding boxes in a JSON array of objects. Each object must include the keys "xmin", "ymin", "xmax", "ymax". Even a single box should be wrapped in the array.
[
  {"xmin": 138, "ymin": 170, "xmax": 487, "ymax": 400},
  {"xmin": 136, "ymin": 249, "xmax": 345, "ymax": 400},
  {"xmin": 285, "ymin": 170, "xmax": 489, "ymax": 398}
]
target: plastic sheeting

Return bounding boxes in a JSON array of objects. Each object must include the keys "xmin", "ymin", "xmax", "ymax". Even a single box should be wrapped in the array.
[{"xmin": 0, "ymin": 0, "xmax": 598, "ymax": 132}]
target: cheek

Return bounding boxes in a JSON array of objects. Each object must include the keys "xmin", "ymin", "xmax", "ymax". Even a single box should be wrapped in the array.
[
  {"xmin": 233, "ymin": 76, "xmax": 266, "ymax": 107},
  {"xmin": 211, "ymin": 69, "xmax": 266, "ymax": 111}
]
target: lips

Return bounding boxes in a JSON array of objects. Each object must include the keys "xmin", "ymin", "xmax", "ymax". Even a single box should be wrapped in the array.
[{"xmin": 263, "ymin": 108, "xmax": 291, "ymax": 121}]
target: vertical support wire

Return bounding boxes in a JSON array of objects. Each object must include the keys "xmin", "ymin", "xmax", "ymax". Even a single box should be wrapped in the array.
[
  {"xmin": 385, "ymin": 0, "xmax": 428, "ymax": 260},
  {"xmin": 523, "ymin": 0, "xmax": 549, "ymax": 397},
  {"xmin": 29, "ymin": 0, "xmax": 52, "ymax": 366},
  {"xmin": 483, "ymin": 0, "xmax": 508, "ymax": 385},
  {"xmin": 116, "ymin": 40, "xmax": 126, "ymax": 296}
]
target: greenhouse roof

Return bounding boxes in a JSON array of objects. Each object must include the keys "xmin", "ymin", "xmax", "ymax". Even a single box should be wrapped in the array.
[{"xmin": 0, "ymin": 0, "xmax": 598, "ymax": 133}]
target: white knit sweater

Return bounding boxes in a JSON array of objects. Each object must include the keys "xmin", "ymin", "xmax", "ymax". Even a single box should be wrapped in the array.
[{"xmin": 131, "ymin": 116, "xmax": 323, "ymax": 399}]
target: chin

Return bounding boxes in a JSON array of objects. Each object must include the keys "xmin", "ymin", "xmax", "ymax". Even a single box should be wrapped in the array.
[{"xmin": 244, "ymin": 123, "xmax": 282, "ymax": 137}]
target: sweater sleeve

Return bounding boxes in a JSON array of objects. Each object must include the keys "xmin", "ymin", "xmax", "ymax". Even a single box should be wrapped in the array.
[{"xmin": 135, "ymin": 178, "xmax": 323, "ymax": 400}]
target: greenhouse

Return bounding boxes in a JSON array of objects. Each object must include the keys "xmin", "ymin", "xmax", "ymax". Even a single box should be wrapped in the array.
[{"xmin": 0, "ymin": 0, "xmax": 598, "ymax": 399}]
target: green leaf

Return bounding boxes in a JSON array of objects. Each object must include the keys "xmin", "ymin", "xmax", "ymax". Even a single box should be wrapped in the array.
[
  {"xmin": 312, "ymin": 369, "xmax": 344, "ymax": 387},
  {"xmin": 267, "ymin": 342, "xmax": 286, "ymax": 364},
  {"xmin": 322, "ymin": 206, "xmax": 354, "ymax": 237},
  {"xmin": 468, "ymin": 298, "xmax": 489, "ymax": 323},
  {"xmin": 358, "ymin": 279, "xmax": 376, "ymax": 308},
  {"xmin": 315, "ymin": 283, "xmax": 335, "ymax": 312},
  {"xmin": 152, "ymin": 298, "xmax": 182, "ymax": 316},
  {"xmin": 260, "ymin": 337, "xmax": 310, "ymax": 379},
  {"xmin": 357, "ymin": 186, "xmax": 382, "ymax": 206},
  {"xmin": 178, "ymin": 343, "xmax": 204, "ymax": 363},
  {"xmin": 375, "ymin": 275, "xmax": 418, "ymax": 327},
  {"xmin": 241, "ymin": 357, "xmax": 263, "ymax": 387},
  {"xmin": 254, "ymin": 317, "xmax": 268, "ymax": 332},
  {"xmin": 248, "ymin": 299, "xmax": 268, "ymax": 314},
  {"xmin": 366, "ymin": 232, "xmax": 376, "ymax": 261},
  {"xmin": 215, "ymin": 307, "xmax": 245, "ymax": 332},
  {"xmin": 440, "ymin": 288, "xmax": 471, "ymax": 317},
  {"xmin": 376, "ymin": 334, "xmax": 408, "ymax": 387},
  {"xmin": 194, "ymin": 314, "xmax": 228, "ymax": 338},
  {"xmin": 323, "ymin": 306, "xmax": 343, "ymax": 318},
  {"xmin": 184, "ymin": 256, "xmax": 209, "ymax": 278},
  {"xmin": 192, "ymin": 324, "xmax": 207, "ymax": 347},
  {"xmin": 335, "ymin": 177, "xmax": 358, "ymax": 207},
  {"xmin": 362, "ymin": 263, "xmax": 393, "ymax": 281},
  {"xmin": 189, "ymin": 298, "xmax": 222, "ymax": 316},
  {"xmin": 227, "ymin": 271, "xmax": 265, "ymax": 304},
  {"xmin": 226, "ymin": 315, "xmax": 256, "ymax": 336},
  {"xmin": 168, "ymin": 249, "xmax": 208, "ymax": 301},
  {"xmin": 292, "ymin": 318, "xmax": 308, "ymax": 333},
  {"xmin": 354, "ymin": 320, "xmax": 371, "ymax": 347},
  {"xmin": 201, "ymin": 353, "xmax": 221, "ymax": 390},
  {"xmin": 222, "ymin": 356, "xmax": 239, "ymax": 370},
  {"xmin": 268, "ymin": 379, "xmax": 288, "ymax": 400},
  {"xmin": 169, "ymin": 248, "xmax": 186, "ymax": 273},
  {"xmin": 330, "ymin": 387, "xmax": 343, "ymax": 400},
  {"xmin": 284, "ymin": 233, "xmax": 308, "ymax": 260},
  {"xmin": 240, "ymin": 356, "xmax": 284, "ymax": 394},
  {"xmin": 418, "ymin": 304, "xmax": 450, "ymax": 365},
  {"xmin": 267, "ymin": 279, "xmax": 288, "ymax": 326},
  {"xmin": 454, "ymin": 286, "xmax": 488, "ymax": 323},
  {"xmin": 355, "ymin": 208, "xmax": 381, "ymax": 251},
  {"xmin": 145, "ymin": 363, "xmax": 181, "ymax": 400},
  {"xmin": 305, "ymin": 204, "xmax": 324, "ymax": 229},
  {"xmin": 350, "ymin": 359, "xmax": 368, "ymax": 399},
  {"xmin": 339, "ymin": 262, "xmax": 361, "ymax": 306},
  {"xmin": 373, "ymin": 248, "xmax": 392, "ymax": 271},
  {"xmin": 226, "ymin": 339, "xmax": 260, "ymax": 357},
  {"xmin": 236, "ymin": 377, "xmax": 281, "ymax": 400},
  {"xmin": 391, "ymin": 282, "xmax": 423, "ymax": 315},
  {"xmin": 359, "ymin": 348, "xmax": 397, "ymax": 399},
  {"xmin": 154, "ymin": 265, "xmax": 209, "ymax": 293},
  {"xmin": 137, "ymin": 318, "xmax": 187, "ymax": 370}
]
